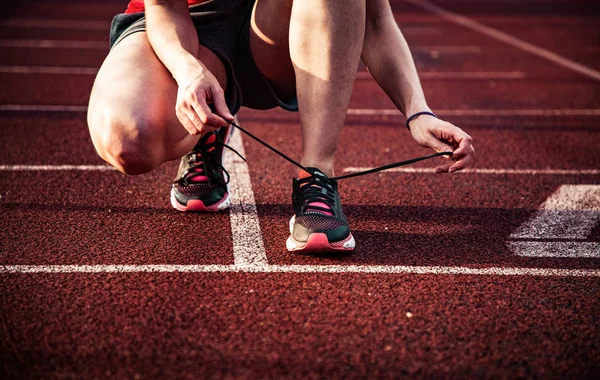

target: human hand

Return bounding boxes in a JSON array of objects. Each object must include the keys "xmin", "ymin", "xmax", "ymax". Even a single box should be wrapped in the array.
[
  {"xmin": 408, "ymin": 114, "xmax": 476, "ymax": 173},
  {"xmin": 175, "ymin": 66, "xmax": 234, "ymax": 136}
]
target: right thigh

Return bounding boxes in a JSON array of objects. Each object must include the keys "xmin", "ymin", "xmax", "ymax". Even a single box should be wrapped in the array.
[{"xmin": 87, "ymin": 32, "xmax": 197, "ymax": 167}]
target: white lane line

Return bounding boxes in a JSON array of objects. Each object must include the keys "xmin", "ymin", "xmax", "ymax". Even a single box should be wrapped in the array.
[
  {"xmin": 0, "ymin": 41, "xmax": 478, "ymax": 53},
  {"xmin": 509, "ymin": 185, "xmax": 600, "ymax": 258},
  {"xmin": 509, "ymin": 242, "xmax": 600, "ymax": 258},
  {"xmin": 0, "ymin": 40, "xmax": 108, "ymax": 49},
  {"xmin": 410, "ymin": 45, "xmax": 482, "ymax": 54},
  {"xmin": 406, "ymin": 0, "xmax": 600, "ymax": 82},
  {"xmin": 347, "ymin": 109, "xmax": 600, "ymax": 117},
  {"xmin": 0, "ymin": 105, "xmax": 88, "ymax": 111},
  {"xmin": 357, "ymin": 71, "xmax": 526, "ymax": 80},
  {"xmin": 1, "ymin": 166, "xmax": 597, "ymax": 175},
  {"xmin": 224, "ymin": 125, "xmax": 268, "ymax": 267},
  {"xmin": 0, "ymin": 66, "xmax": 98, "ymax": 75},
  {"xmin": 3, "ymin": 105, "xmax": 600, "ymax": 117},
  {"xmin": 0, "ymin": 129, "xmax": 269, "ymax": 267},
  {"xmin": 0, "ymin": 165, "xmax": 115, "ymax": 171},
  {"xmin": 400, "ymin": 26, "xmax": 441, "ymax": 35},
  {"xmin": 343, "ymin": 167, "xmax": 600, "ymax": 175},
  {"xmin": 0, "ymin": 18, "xmax": 110, "ymax": 30},
  {"xmin": 1, "ymin": 264, "xmax": 599, "ymax": 277},
  {"xmin": 0, "ymin": 40, "xmax": 478, "ymax": 53},
  {"xmin": 3, "ymin": 66, "xmax": 524, "ymax": 80}
]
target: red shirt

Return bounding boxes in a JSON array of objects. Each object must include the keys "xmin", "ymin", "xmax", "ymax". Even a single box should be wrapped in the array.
[{"xmin": 125, "ymin": 0, "xmax": 208, "ymax": 14}]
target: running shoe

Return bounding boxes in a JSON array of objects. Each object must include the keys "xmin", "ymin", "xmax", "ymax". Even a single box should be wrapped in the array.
[
  {"xmin": 170, "ymin": 125, "xmax": 237, "ymax": 212},
  {"xmin": 286, "ymin": 167, "xmax": 355, "ymax": 253}
]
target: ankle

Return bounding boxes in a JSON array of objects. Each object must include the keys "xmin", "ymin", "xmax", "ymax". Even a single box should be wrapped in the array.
[{"xmin": 298, "ymin": 161, "xmax": 335, "ymax": 177}]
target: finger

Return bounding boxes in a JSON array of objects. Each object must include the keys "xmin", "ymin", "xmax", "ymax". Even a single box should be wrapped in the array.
[
  {"xmin": 435, "ymin": 160, "xmax": 453, "ymax": 173},
  {"xmin": 212, "ymin": 87, "xmax": 234, "ymax": 121},
  {"xmin": 449, "ymin": 152, "xmax": 475, "ymax": 172},
  {"xmin": 191, "ymin": 100, "xmax": 229, "ymax": 128},
  {"xmin": 187, "ymin": 106, "xmax": 211, "ymax": 135},
  {"xmin": 426, "ymin": 133, "xmax": 454, "ymax": 156},
  {"xmin": 451, "ymin": 144, "xmax": 474, "ymax": 162},
  {"xmin": 448, "ymin": 137, "xmax": 475, "ymax": 172},
  {"xmin": 176, "ymin": 107, "xmax": 202, "ymax": 135}
]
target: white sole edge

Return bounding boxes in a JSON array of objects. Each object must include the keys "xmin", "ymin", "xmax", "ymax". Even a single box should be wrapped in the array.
[{"xmin": 170, "ymin": 187, "xmax": 231, "ymax": 212}]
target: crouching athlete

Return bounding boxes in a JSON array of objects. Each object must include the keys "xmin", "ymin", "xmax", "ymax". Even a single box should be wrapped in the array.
[{"xmin": 88, "ymin": 0, "xmax": 476, "ymax": 253}]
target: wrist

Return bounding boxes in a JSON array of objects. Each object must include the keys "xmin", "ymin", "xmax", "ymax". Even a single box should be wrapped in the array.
[
  {"xmin": 406, "ymin": 110, "xmax": 437, "ymax": 131},
  {"xmin": 404, "ymin": 100, "xmax": 431, "ymax": 117},
  {"xmin": 172, "ymin": 54, "xmax": 206, "ymax": 86}
]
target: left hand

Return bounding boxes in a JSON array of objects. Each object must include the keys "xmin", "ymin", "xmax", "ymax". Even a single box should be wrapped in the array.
[{"xmin": 409, "ymin": 114, "xmax": 476, "ymax": 173}]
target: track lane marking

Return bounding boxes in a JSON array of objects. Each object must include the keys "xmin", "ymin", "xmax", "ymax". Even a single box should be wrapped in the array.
[
  {"xmin": 2, "ymin": 165, "xmax": 598, "ymax": 176},
  {"xmin": 342, "ymin": 168, "xmax": 600, "ymax": 175},
  {"xmin": 0, "ymin": 66, "xmax": 98, "ymax": 74},
  {"xmin": 410, "ymin": 45, "xmax": 482, "ymax": 53},
  {"xmin": 399, "ymin": 26, "xmax": 441, "ymax": 35},
  {"xmin": 2, "ymin": 66, "xmax": 527, "ymax": 80},
  {"xmin": 0, "ymin": 18, "xmax": 110, "ymax": 30},
  {"xmin": 406, "ymin": 0, "xmax": 600, "ymax": 82},
  {"xmin": 0, "ymin": 40, "xmax": 108, "ymax": 49},
  {"xmin": 0, "ymin": 40, "xmax": 479, "ymax": 53},
  {"xmin": 347, "ymin": 109, "xmax": 600, "ymax": 116},
  {"xmin": 0, "ymin": 105, "xmax": 88, "ymax": 112},
  {"xmin": 509, "ymin": 185, "xmax": 600, "ymax": 258},
  {"xmin": 0, "ymin": 165, "xmax": 115, "ymax": 171},
  {"xmin": 2, "ymin": 105, "xmax": 600, "ymax": 117},
  {"xmin": 357, "ymin": 71, "xmax": 526, "ymax": 80},
  {"xmin": 0, "ymin": 130, "xmax": 268, "ymax": 266},
  {"xmin": 1, "ymin": 264, "xmax": 598, "ymax": 277},
  {"xmin": 224, "ymin": 126, "xmax": 269, "ymax": 267},
  {"xmin": 0, "ymin": 19, "xmax": 438, "ymax": 35}
]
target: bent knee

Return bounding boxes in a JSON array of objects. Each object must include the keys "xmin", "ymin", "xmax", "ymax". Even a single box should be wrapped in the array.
[
  {"xmin": 106, "ymin": 142, "xmax": 159, "ymax": 175},
  {"xmin": 88, "ymin": 106, "xmax": 164, "ymax": 175}
]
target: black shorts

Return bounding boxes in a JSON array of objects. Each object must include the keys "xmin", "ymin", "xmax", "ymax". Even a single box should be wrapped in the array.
[{"xmin": 109, "ymin": 0, "xmax": 298, "ymax": 115}]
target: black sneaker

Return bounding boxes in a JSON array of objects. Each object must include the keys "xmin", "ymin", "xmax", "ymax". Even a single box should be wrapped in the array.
[
  {"xmin": 170, "ymin": 125, "xmax": 235, "ymax": 212},
  {"xmin": 286, "ymin": 167, "xmax": 355, "ymax": 253}
]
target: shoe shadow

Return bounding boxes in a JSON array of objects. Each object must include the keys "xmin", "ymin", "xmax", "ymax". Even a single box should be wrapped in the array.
[{"xmin": 256, "ymin": 203, "xmax": 581, "ymax": 267}]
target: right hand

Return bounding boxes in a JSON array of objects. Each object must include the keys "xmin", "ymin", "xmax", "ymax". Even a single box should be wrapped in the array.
[
  {"xmin": 175, "ymin": 68, "xmax": 234, "ymax": 136},
  {"xmin": 409, "ymin": 114, "xmax": 476, "ymax": 173}
]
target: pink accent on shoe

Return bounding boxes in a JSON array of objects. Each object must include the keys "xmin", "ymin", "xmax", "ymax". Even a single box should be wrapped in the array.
[
  {"xmin": 287, "ymin": 232, "xmax": 354, "ymax": 253},
  {"xmin": 205, "ymin": 133, "xmax": 217, "ymax": 145},
  {"xmin": 189, "ymin": 174, "xmax": 209, "ymax": 182},
  {"xmin": 306, "ymin": 201, "xmax": 333, "ymax": 216}
]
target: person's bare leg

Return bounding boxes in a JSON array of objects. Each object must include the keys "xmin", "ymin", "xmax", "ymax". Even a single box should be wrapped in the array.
[
  {"xmin": 251, "ymin": 0, "xmax": 366, "ymax": 177},
  {"xmin": 88, "ymin": 32, "xmax": 227, "ymax": 175}
]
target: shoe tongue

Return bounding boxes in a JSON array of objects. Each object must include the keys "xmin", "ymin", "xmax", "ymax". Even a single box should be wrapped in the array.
[
  {"xmin": 187, "ymin": 133, "xmax": 216, "ymax": 183},
  {"xmin": 299, "ymin": 167, "xmax": 333, "ymax": 216}
]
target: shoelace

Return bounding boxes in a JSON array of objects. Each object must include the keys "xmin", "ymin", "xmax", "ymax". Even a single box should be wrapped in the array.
[
  {"xmin": 228, "ymin": 120, "xmax": 453, "ymax": 216},
  {"xmin": 228, "ymin": 120, "xmax": 452, "ymax": 181},
  {"xmin": 178, "ymin": 130, "xmax": 245, "ymax": 186},
  {"xmin": 297, "ymin": 172, "xmax": 336, "ymax": 214}
]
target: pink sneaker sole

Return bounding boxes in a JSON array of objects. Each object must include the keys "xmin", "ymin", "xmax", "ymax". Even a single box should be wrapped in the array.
[
  {"xmin": 286, "ymin": 232, "xmax": 355, "ymax": 253},
  {"xmin": 286, "ymin": 216, "xmax": 355, "ymax": 253}
]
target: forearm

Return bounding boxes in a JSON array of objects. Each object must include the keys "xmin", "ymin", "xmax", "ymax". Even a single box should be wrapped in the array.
[
  {"xmin": 144, "ymin": 0, "xmax": 205, "ymax": 85},
  {"xmin": 362, "ymin": 11, "xmax": 430, "ymax": 116}
]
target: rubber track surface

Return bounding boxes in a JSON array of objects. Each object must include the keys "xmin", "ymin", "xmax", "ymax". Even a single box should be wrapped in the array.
[{"xmin": 1, "ymin": 0, "xmax": 599, "ymax": 378}]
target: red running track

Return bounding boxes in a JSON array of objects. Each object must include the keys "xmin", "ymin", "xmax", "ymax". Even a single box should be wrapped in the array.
[{"xmin": 1, "ymin": 0, "xmax": 600, "ymax": 378}]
